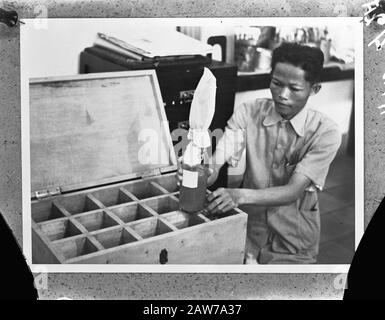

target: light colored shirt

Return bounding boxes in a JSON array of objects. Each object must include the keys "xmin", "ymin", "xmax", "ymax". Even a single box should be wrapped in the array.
[{"xmin": 215, "ymin": 98, "xmax": 342, "ymax": 263}]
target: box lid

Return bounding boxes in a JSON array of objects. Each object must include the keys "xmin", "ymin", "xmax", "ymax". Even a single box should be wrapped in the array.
[{"xmin": 29, "ymin": 70, "xmax": 177, "ymax": 196}]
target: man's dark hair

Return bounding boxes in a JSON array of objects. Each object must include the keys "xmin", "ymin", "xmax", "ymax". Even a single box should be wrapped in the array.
[{"xmin": 271, "ymin": 42, "xmax": 324, "ymax": 84}]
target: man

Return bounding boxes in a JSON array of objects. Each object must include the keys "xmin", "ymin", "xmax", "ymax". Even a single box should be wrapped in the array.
[{"xmin": 204, "ymin": 42, "xmax": 342, "ymax": 264}]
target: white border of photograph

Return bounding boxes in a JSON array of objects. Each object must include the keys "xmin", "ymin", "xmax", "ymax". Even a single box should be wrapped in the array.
[{"xmin": 21, "ymin": 17, "xmax": 364, "ymax": 273}]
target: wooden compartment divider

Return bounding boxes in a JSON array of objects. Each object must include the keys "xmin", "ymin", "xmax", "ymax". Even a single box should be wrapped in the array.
[
  {"xmin": 87, "ymin": 235, "xmax": 106, "ymax": 251},
  {"xmin": 118, "ymin": 188, "xmax": 140, "ymax": 202},
  {"xmin": 123, "ymin": 181, "xmax": 166, "ymax": 200},
  {"xmin": 140, "ymin": 195, "xmax": 180, "ymax": 215},
  {"xmin": 93, "ymin": 227, "xmax": 139, "ymax": 249},
  {"xmin": 74, "ymin": 210, "xmax": 120, "ymax": 232},
  {"xmin": 150, "ymin": 182, "xmax": 180, "ymax": 203},
  {"xmin": 150, "ymin": 181, "xmax": 172, "ymax": 195},
  {"xmin": 106, "ymin": 203, "xmax": 153, "ymax": 224}
]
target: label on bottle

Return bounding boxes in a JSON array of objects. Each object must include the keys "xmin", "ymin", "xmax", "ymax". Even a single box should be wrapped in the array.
[{"xmin": 182, "ymin": 169, "xmax": 199, "ymax": 188}]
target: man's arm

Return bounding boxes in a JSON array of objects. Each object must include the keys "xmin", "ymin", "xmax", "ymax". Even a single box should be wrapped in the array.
[
  {"xmin": 206, "ymin": 117, "xmax": 342, "ymax": 214},
  {"xmin": 206, "ymin": 172, "xmax": 312, "ymax": 214},
  {"xmin": 207, "ymin": 127, "xmax": 246, "ymax": 186}
]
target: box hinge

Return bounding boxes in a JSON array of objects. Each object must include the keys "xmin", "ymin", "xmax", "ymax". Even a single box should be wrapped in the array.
[
  {"xmin": 33, "ymin": 186, "xmax": 61, "ymax": 200},
  {"xmin": 141, "ymin": 168, "xmax": 161, "ymax": 178}
]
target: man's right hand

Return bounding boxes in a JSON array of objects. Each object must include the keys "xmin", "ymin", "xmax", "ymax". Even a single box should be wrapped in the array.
[{"xmin": 206, "ymin": 166, "xmax": 219, "ymax": 187}]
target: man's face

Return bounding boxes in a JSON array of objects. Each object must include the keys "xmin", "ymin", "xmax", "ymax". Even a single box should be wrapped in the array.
[{"xmin": 270, "ymin": 62, "xmax": 319, "ymax": 120}]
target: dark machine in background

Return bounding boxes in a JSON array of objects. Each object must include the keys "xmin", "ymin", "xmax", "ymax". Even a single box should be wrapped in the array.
[{"xmin": 79, "ymin": 46, "xmax": 238, "ymax": 189}]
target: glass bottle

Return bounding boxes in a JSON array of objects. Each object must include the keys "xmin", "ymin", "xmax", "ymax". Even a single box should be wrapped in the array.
[{"xmin": 179, "ymin": 144, "xmax": 209, "ymax": 213}]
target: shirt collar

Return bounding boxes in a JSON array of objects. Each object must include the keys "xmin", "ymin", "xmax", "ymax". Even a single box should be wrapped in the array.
[
  {"xmin": 263, "ymin": 102, "xmax": 308, "ymax": 137},
  {"xmin": 289, "ymin": 106, "xmax": 308, "ymax": 137}
]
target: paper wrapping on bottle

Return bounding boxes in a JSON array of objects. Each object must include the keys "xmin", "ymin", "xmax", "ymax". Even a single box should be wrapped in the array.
[
  {"xmin": 183, "ymin": 142, "xmax": 202, "ymax": 167},
  {"xmin": 188, "ymin": 67, "xmax": 217, "ymax": 149}
]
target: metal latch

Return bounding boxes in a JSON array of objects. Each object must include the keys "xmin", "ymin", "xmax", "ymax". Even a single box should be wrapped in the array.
[
  {"xmin": 34, "ymin": 186, "xmax": 61, "ymax": 200},
  {"xmin": 141, "ymin": 168, "xmax": 161, "ymax": 178}
]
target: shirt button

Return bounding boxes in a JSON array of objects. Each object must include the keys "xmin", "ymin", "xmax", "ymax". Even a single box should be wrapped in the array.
[
  {"xmin": 272, "ymin": 163, "xmax": 278, "ymax": 169},
  {"xmin": 277, "ymin": 144, "xmax": 282, "ymax": 150}
]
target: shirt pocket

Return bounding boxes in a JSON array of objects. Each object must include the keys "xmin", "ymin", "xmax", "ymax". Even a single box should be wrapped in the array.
[
  {"xmin": 283, "ymin": 163, "xmax": 297, "ymax": 184},
  {"xmin": 283, "ymin": 147, "xmax": 303, "ymax": 183},
  {"xmin": 285, "ymin": 148, "xmax": 300, "ymax": 165}
]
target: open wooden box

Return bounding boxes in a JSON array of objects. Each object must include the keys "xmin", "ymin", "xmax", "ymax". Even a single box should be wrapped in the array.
[{"xmin": 29, "ymin": 70, "xmax": 247, "ymax": 264}]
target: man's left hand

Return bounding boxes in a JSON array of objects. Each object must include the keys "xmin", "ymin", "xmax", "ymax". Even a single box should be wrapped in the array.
[{"xmin": 206, "ymin": 188, "xmax": 242, "ymax": 214}]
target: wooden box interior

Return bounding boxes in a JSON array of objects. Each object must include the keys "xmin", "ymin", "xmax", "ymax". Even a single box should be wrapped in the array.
[{"xmin": 31, "ymin": 173, "xmax": 246, "ymax": 264}]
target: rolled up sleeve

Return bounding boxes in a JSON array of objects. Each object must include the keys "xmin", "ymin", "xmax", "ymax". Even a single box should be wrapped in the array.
[
  {"xmin": 294, "ymin": 123, "xmax": 342, "ymax": 190},
  {"xmin": 213, "ymin": 103, "xmax": 249, "ymax": 166}
]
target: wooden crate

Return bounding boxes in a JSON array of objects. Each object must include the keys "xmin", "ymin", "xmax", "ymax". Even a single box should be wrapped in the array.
[{"xmin": 29, "ymin": 70, "xmax": 247, "ymax": 264}]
